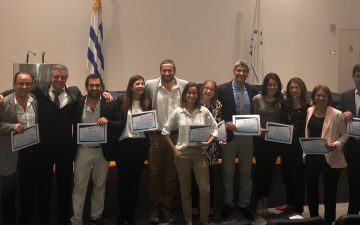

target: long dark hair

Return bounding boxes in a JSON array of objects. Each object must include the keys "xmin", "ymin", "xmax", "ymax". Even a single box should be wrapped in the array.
[
  {"xmin": 180, "ymin": 82, "xmax": 201, "ymax": 109},
  {"xmin": 122, "ymin": 75, "xmax": 150, "ymax": 113},
  {"xmin": 285, "ymin": 77, "xmax": 308, "ymax": 108},
  {"xmin": 261, "ymin": 72, "xmax": 283, "ymax": 102}
]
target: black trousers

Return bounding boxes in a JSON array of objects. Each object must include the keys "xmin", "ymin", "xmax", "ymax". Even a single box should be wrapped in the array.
[
  {"xmin": 191, "ymin": 164, "xmax": 215, "ymax": 211},
  {"xmin": 115, "ymin": 138, "xmax": 149, "ymax": 220},
  {"xmin": 0, "ymin": 145, "xmax": 40, "ymax": 225},
  {"xmin": 254, "ymin": 137, "xmax": 279, "ymax": 199},
  {"xmin": 305, "ymin": 154, "xmax": 341, "ymax": 222},
  {"xmin": 37, "ymin": 144, "xmax": 75, "ymax": 222},
  {"xmin": 345, "ymin": 138, "xmax": 360, "ymax": 214},
  {"xmin": 1, "ymin": 171, "xmax": 17, "ymax": 225},
  {"xmin": 280, "ymin": 142, "xmax": 305, "ymax": 213},
  {"xmin": 18, "ymin": 145, "xmax": 41, "ymax": 224}
]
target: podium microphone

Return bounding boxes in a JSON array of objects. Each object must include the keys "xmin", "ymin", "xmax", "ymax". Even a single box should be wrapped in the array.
[
  {"xmin": 26, "ymin": 50, "xmax": 36, "ymax": 64},
  {"xmin": 42, "ymin": 51, "xmax": 46, "ymax": 63}
]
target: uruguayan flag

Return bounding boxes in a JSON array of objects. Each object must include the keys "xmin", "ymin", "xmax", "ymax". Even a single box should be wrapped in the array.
[{"xmin": 87, "ymin": 0, "xmax": 104, "ymax": 76}]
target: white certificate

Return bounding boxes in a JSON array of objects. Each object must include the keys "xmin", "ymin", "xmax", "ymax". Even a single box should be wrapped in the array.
[
  {"xmin": 232, "ymin": 115, "xmax": 261, "ymax": 136},
  {"xmin": 11, "ymin": 124, "xmax": 40, "ymax": 152},
  {"xmin": 348, "ymin": 117, "xmax": 360, "ymax": 138},
  {"xmin": 217, "ymin": 120, "xmax": 227, "ymax": 141},
  {"xmin": 299, "ymin": 138, "xmax": 328, "ymax": 154},
  {"xmin": 77, "ymin": 123, "xmax": 107, "ymax": 144},
  {"xmin": 131, "ymin": 110, "xmax": 158, "ymax": 132},
  {"xmin": 189, "ymin": 125, "xmax": 211, "ymax": 142},
  {"xmin": 265, "ymin": 122, "xmax": 294, "ymax": 144}
]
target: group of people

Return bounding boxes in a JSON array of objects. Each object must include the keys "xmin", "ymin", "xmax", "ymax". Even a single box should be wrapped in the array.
[{"xmin": 0, "ymin": 59, "xmax": 359, "ymax": 225}]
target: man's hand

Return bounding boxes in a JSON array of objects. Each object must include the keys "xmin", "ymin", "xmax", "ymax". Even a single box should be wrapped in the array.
[
  {"xmin": 342, "ymin": 111, "xmax": 353, "ymax": 123},
  {"xmin": 0, "ymin": 94, "xmax": 4, "ymax": 104},
  {"xmin": 225, "ymin": 121, "xmax": 236, "ymax": 132},
  {"xmin": 102, "ymin": 92, "xmax": 113, "ymax": 102},
  {"xmin": 14, "ymin": 123, "xmax": 25, "ymax": 133}
]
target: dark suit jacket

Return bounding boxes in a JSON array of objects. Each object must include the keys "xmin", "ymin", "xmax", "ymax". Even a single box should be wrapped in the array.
[
  {"xmin": 338, "ymin": 88, "xmax": 358, "ymax": 116},
  {"xmin": 338, "ymin": 88, "xmax": 360, "ymax": 149},
  {"xmin": 75, "ymin": 95, "xmax": 122, "ymax": 161},
  {"xmin": 0, "ymin": 93, "xmax": 38, "ymax": 175},
  {"xmin": 218, "ymin": 80, "xmax": 258, "ymax": 142}
]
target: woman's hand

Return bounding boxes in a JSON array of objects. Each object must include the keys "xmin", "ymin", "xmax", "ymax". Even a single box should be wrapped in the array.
[
  {"xmin": 14, "ymin": 123, "xmax": 25, "ymax": 134},
  {"xmin": 97, "ymin": 117, "xmax": 108, "ymax": 126},
  {"xmin": 260, "ymin": 128, "xmax": 268, "ymax": 136},
  {"xmin": 225, "ymin": 121, "xmax": 236, "ymax": 132},
  {"xmin": 102, "ymin": 91, "xmax": 113, "ymax": 102},
  {"xmin": 326, "ymin": 143, "xmax": 337, "ymax": 152}
]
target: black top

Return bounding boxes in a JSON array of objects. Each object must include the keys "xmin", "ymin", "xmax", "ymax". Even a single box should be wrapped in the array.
[
  {"xmin": 308, "ymin": 115, "xmax": 325, "ymax": 137},
  {"xmin": 280, "ymin": 102, "xmax": 309, "ymax": 144}
]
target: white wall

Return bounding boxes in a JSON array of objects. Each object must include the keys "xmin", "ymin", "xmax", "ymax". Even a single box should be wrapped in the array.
[{"xmin": 1, "ymin": 0, "xmax": 360, "ymax": 93}]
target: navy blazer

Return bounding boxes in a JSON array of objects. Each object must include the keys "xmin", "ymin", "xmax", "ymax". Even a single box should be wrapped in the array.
[
  {"xmin": 218, "ymin": 81, "xmax": 258, "ymax": 142},
  {"xmin": 75, "ymin": 96, "xmax": 122, "ymax": 161}
]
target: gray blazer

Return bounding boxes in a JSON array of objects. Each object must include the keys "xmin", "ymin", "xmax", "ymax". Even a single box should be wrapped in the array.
[
  {"xmin": 0, "ymin": 93, "xmax": 38, "ymax": 176},
  {"xmin": 145, "ymin": 77, "xmax": 188, "ymax": 109}
]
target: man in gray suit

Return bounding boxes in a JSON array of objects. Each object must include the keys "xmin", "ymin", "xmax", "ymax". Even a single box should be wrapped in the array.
[
  {"xmin": 145, "ymin": 59, "xmax": 188, "ymax": 223},
  {"xmin": 0, "ymin": 72, "xmax": 39, "ymax": 225}
]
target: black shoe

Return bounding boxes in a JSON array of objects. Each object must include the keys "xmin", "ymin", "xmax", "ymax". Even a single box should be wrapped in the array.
[
  {"xmin": 238, "ymin": 206, "xmax": 254, "ymax": 220},
  {"xmin": 220, "ymin": 205, "xmax": 233, "ymax": 220},
  {"xmin": 39, "ymin": 219, "xmax": 50, "ymax": 225},
  {"xmin": 58, "ymin": 217, "xmax": 70, "ymax": 225},
  {"xmin": 161, "ymin": 208, "xmax": 176, "ymax": 223},
  {"xmin": 126, "ymin": 216, "xmax": 136, "ymax": 225},
  {"xmin": 89, "ymin": 218, "xmax": 106, "ymax": 225}
]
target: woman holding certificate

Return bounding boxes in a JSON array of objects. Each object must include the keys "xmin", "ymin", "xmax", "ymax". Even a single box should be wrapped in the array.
[
  {"xmin": 277, "ymin": 77, "xmax": 310, "ymax": 214},
  {"xmin": 191, "ymin": 80, "xmax": 222, "ymax": 219},
  {"xmin": 162, "ymin": 82, "xmax": 218, "ymax": 225},
  {"xmin": 115, "ymin": 75, "xmax": 151, "ymax": 225},
  {"xmin": 304, "ymin": 85, "xmax": 348, "ymax": 225},
  {"xmin": 253, "ymin": 73, "xmax": 283, "ymax": 216}
]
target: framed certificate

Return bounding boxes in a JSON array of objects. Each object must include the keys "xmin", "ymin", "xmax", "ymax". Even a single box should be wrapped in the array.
[
  {"xmin": 347, "ymin": 117, "xmax": 360, "ymax": 138},
  {"xmin": 217, "ymin": 120, "xmax": 227, "ymax": 141},
  {"xmin": 77, "ymin": 123, "xmax": 107, "ymax": 144},
  {"xmin": 299, "ymin": 138, "xmax": 328, "ymax": 154},
  {"xmin": 189, "ymin": 125, "xmax": 211, "ymax": 142},
  {"xmin": 11, "ymin": 124, "xmax": 40, "ymax": 152},
  {"xmin": 232, "ymin": 115, "xmax": 261, "ymax": 136},
  {"xmin": 131, "ymin": 110, "xmax": 158, "ymax": 132},
  {"xmin": 265, "ymin": 122, "xmax": 294, "ymax": 144}
]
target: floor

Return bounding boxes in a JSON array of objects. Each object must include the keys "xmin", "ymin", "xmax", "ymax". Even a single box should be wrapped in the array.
[{"xmin": 0, "ymin": 165, "xmax": 351, "ymax": 225}]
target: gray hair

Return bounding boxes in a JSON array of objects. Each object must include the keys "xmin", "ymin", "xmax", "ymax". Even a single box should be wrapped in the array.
[
  {"xmin": 234, "ymin": 59, "xmax": 249, "ymax": 72},
  {"xmin": 51, "ymin": 64, "xmax": 69, "ymax": 77}
]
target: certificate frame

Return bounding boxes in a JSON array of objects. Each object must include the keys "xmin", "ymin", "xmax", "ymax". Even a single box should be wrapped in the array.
[
  {"xmin": 188, "ymin": 125, "xmax": 211, "ymax": 143},
  {"xmin": 265, "ymin": 122, "xmax": 294, "ymax": 144},
  {"xmin": 11, "ymin": 124, "xmax": 40, "ymax": 152},
  {"xmin": 299, "ymin": 137, "xmax": 328, "ymax": 154},
  {"xmin": 217, "ymin": 120, "xmax": 227, "ymax": 141},
  {"xmin": 232, "ymin": 115, "xmax": 261, "ymax": 136},
  {"xmin": 77, "ymin": 123, "xmax": 107, "ymax": 144},
  {"xmin": 131, "ymin": 110, "xmax": 158, "ymax": 132},
  {"xmin": 347, "ymin": 117, "xmax": 360, "ymax": 138}
]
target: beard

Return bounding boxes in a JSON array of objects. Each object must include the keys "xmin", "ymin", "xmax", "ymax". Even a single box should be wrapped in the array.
[{"xmin": 161, "ymin": 75, "xmax": 175, "ymax": 83}]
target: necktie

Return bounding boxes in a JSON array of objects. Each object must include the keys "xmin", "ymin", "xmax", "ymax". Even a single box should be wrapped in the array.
[
  {"xmin": 357, "ymin": 92, "xmax": 360, "ymax": 118},
  {"xmin": 239, "ymin": 86, "xmax": 245, "ymax": 115},
  {"xmin": 53, "ymin": 90, "xmax": 61, "ymax": 108}
]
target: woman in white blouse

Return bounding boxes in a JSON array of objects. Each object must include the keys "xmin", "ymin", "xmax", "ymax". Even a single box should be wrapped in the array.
[
  {"xmin": 162, "ymin": 82, "xmax": 218, "ymax": 225},
  {"xmin": 115, "ymin": 75, "xmax": 151, "ymax": 225}
]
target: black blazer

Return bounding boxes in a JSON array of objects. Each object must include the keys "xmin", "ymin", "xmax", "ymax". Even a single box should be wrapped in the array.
[
  {"xmin": 75, "ymin": 95, "xmax": 122, "ymax": 161},
  {"xmin": 218, "ymin": 81, "xmax": 258, "ymax": 142},
  {"xmin": 338, "ymin": 88, "xmax": 358, "ymax": 116}
]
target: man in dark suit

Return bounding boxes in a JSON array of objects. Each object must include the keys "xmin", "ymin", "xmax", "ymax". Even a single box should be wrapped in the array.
[
  {"xmin": 338, "ymin": 63, "xmax": 360, "ymax": 215},
  {"xmin": 0, "ymin": 72, "xmax": 39, "ymax": 225},
  {"xmin": 218, "ymin": 60, "xmax": 258, "ymax": 221}
]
